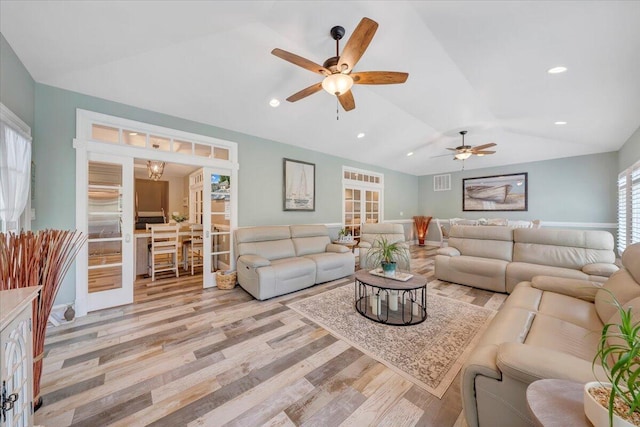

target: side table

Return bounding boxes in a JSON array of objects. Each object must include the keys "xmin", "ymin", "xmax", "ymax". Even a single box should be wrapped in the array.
[
  {"xmin": 332, "ymin": 240, "xmax": 357, "ymax": 253},
  {"xmin": 526, "ymin": 379, "xmax": 591, "ymax": 427}
]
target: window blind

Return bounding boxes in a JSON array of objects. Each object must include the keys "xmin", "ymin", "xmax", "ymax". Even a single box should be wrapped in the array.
[{"xmin": 618, "ymin": 159, "xmax": 640, "ymax": 254}]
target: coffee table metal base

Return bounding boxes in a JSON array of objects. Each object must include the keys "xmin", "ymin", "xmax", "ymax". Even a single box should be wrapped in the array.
[{"xmin": 355, "ymin": 276, "xmax": 427, "ymax": 326}]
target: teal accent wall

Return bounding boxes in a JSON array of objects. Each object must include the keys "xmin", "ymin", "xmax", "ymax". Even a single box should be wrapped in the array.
[
  {"xmin": 0, "ymin": 33, "xmax": 35, "ymax": 127},
  {"xmin": 619, "ymin": 125, "xmax": 640, "ymax": 171},
  {"xmin": 33, "ymin": 84, "xmax": 419, "ymax": 304},
  {"xmin": 419, "ymin": 152, "xmax": 618, "ymax": 241}
]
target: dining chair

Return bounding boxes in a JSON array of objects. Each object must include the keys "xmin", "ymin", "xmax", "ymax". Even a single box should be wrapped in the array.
[
  {"xmin": 148, "ymin": 224, "xmax": 180, "ymax": 281},
  {"xmin": 187, "ymin": 224, "xmax": 204, "ymax": 275}
]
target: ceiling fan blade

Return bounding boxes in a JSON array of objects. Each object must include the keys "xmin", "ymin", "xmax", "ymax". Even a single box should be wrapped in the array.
[
  {"xmin": 286, "ymin": 82, "xmax": 324, "ymax": 102},
  {"xmin": 470, "ymin": 142, "xmax": 496, "ymax": 151},
  {"xmin": 337, "ymin": 17, "xmax": 378, "ymax": 73},
  {"xmin": 473, "ymin": 150, "xmax": 496, "ymax": 155},
  {"xmin": 351, "ymin": 71, "xmax": 409, "ymax": 85},
  {"xmin": 446, "ymin": 148, "xmax": 458, "ymax": 151},
  {"xmin": 430, "ymin": 153, "xmax": 453, "ymax": 158},
  {"xmin": 338, "ymin": 90, "xmax": 355, "ymax": 111},
  {"xmin": 271, "ymin": 48, "xmax": 330, "ymax": 76}
]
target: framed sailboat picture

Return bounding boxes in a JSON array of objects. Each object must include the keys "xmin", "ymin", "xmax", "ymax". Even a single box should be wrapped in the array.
[
  {"xmin": 283, "ymin": 158, "xmax": 315, "ymax": 211},
  {"xmin": 463, "ymin": 172, "xmax": 528, "ymax": 211}
]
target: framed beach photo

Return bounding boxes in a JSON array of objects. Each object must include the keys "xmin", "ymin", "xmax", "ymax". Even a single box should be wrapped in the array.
[
  {"xmin": 283, "ymin": 158, "xmax": 315, "ymax": 211},
  {"xmin": 462, "ymin": 172, "xmax": 528, "ymax": 211}
]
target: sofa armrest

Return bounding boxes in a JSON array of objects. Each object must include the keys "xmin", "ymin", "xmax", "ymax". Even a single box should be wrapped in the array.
[
  {"xmin": 358, "ymin": 241, "xmax": 372, "ymax": 249},
  {"xmin": 437, "ymin": 247, "xmax": 460, "ymax": 257},
  {"xmin": 582, "ymin": 262, "xmax": 619, "ymax": 278},
  {"xmin": 326, "ymin": 243, "xmax": 349, "ymax": 253},
  {"xmin": 530, "ymin": 275, "xmax": 602, "ymax": 301},
  {"xmin": 238, "ymin": 255, "xmax": 271, "ymax": 268},
  {"xmin": 497, "ymin": 342, "xmax": 605, "ymax": 384}
]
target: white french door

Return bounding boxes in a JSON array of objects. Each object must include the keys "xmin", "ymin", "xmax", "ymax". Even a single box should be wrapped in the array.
[
  {"xmin": 81, "ymin": 153, "xmax": 134, "ymax": 311},
  {"xmin": 344, "ymin": 186, "xmax": 382, "ymax": 239},
  {"xmin": 202, "ymin": 167, "xmax": 235, "ymax": 287}
]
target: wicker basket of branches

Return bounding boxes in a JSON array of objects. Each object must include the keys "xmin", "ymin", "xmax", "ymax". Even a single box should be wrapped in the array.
[{"xmin": 0, "ymin": 229, "xmax": 85, "ymax": 409}]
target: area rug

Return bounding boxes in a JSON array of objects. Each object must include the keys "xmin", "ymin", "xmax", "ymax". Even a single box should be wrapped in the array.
[{"xmin": 287, "ymin": 284, "xmax": 496, "ymax": 398}]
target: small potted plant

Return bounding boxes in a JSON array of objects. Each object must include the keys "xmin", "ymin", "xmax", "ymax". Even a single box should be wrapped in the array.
[
  {"xmin": 584, "ymin": 290, "xmax": 640, "ymax": 427},
  {"xmin": 367, "ymin": 235, "xmax": 410, "ymax": 277},
  {"xmin": 171, "ymin": 213, "xmax": 188, "ymax": 223}
]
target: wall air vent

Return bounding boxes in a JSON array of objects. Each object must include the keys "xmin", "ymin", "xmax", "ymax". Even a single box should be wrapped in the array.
[{"xmin": 433, "ymin": 174, "xmax": 451, "ymax": 192}]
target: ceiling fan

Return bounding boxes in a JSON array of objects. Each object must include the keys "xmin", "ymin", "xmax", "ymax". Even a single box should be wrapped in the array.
[
  {"xmin": 445, "ymin": 131, "xmax": 496, "ymax": 160},
  {"xmin": 271, "ymin": 17, "xmax": 409, "ymax": 112}
]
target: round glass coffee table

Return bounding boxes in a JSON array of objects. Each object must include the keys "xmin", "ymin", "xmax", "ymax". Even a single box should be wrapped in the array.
[{"xmin": 354, "ymin": 269, "xmax": 427, "ymax": 325}]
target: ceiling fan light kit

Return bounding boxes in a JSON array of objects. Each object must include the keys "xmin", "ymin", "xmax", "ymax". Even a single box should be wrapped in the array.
[{"xmin": 271, "ymin": 17, "xmax": 408, "ymax": 112}]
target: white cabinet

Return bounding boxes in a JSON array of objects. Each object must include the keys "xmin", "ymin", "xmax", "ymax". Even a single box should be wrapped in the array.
[
  {"xmin": 189, "ymin": 169, "xmax": 204, "ymax": 225},
  {"xmin": 0, "ymin": 287, "xmax": 40, "ymax": 427}
]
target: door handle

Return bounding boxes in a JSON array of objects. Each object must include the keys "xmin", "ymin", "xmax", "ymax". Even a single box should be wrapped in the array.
[
  {"xmin": 125, "ymin": 234, "xmax": 131, "ymax": 243},
  {"xmin": 206, "ymin": 230, "xmax": 210, "ymax": 238}
]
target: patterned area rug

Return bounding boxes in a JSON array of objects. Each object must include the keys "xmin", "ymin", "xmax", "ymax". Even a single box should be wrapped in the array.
[{"xmin": 288, "ymin": 284, "xmax": 496, "ymax": 398}]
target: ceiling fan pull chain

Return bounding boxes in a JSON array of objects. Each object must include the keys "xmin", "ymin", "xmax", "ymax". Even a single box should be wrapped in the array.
[{"xmin": 336, "ymin": 99, "xmax": 340, "ymax": 120}]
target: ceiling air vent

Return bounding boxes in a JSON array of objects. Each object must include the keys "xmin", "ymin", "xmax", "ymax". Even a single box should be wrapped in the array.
[{"xmin": 433, "ymin": 174, "xmax": 451, "ymax": 192}]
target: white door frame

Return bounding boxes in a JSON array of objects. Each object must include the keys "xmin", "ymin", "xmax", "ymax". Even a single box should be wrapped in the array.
[
  {"xmin": 342, "ymin": 166, "xmax": 384, "ymax": 234},
  {"xmin": 74, "ymin": 109, "xmax": 239, "ymax": 316}
]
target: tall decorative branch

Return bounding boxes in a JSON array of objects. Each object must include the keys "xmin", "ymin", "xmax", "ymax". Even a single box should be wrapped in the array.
[
  {"xmin": 0, "ymin": 229, "xmax": 86, "ymax": 409},
  {"xmin": 413, "ymin": 216, "xmax": 432, "ymax": 246}
]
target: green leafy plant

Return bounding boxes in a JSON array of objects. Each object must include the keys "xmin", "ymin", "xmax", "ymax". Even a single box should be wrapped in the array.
[
  {"xmin": 338, "ymin": 227, "xmax": 347, "ymax": 238},
  {"xmin": 171, "ymin": 213, "xmax": 188, "ymax": 223},
  {"xmin": 592, "ymin": 289, "xmax": 640, "ymax": 426},
  {"xmin": 367, "ymin": 235, "xmax": 410, "ymax": 267}
]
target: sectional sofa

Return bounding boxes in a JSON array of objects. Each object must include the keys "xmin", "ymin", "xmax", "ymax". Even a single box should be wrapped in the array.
[
  {"xmin": 435, "ymin": 226, "xmax": 618, "ymax": 293},
  {"xmin": 461, "ymin": 242, "xmax": 640, "ymax": 427},
  {"xmin": 234, "ymin": 225, "xmax": 355, "ymax": 300}
]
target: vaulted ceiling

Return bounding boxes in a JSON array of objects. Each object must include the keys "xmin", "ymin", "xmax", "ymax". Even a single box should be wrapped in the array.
[{"xmin": 2, "ymin": 1, "xmax": 639, "ymax": 175}]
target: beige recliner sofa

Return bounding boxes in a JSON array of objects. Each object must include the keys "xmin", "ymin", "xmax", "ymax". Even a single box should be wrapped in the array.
[
  {"xmin": 435, "ymin": 226, "xmax": 618, "ymax": 293},
  {"xmin": 358, "ymin": 223, "xmax": 411, "ymax": 271},
  {"xmin": 235, "ymin": 225, "xmax": 354, "ymax": 300},
  {"xmin": 461, "ymin": 242, "xmax": 640, "ymax": 427}
]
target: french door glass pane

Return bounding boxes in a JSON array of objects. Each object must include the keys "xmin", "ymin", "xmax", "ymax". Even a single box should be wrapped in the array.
[
  {"xmin": 88, "ymin": 161, "xmax": 123, "ymax": 293},
  {"xmin": 210, "ymin": 173, "xmax": 231, "ymax": 272}
]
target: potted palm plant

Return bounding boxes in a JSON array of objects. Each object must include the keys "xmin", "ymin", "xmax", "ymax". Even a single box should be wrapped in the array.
[
  {"xmin": 367, "ymin": 235, "xmax": 410, "ymax": 277},
  {"xmin": 585, "ymin": 290, "xmax": 640, "ymax": 427}
]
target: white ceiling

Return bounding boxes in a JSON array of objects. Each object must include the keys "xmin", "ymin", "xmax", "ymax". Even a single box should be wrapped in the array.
[{"xmin": 2, "ymin": 1, "xmax": 640, "ymax": 175}]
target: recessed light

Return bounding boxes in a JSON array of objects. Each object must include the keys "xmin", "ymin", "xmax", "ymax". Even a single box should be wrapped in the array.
[
  {"xmin": 357, "ymin": 132, "xmax": 365, "ymax": 139},
  {"xmin": 555, "ymin": 121, "xmax": 567, "ymax": 125},
  {"xmin": 407, "ymin": 152, "xmax": 414, "ymax": 157},
  {"xmin": 129, "ymin": 132, "xmax": 138, "ymax": 136},
  {"xmin": 547, "ymin": 66, "xmax": 567, "ymax": 74},
  {"xmin": 269, "ymin": 98, "xmax": 280, "ymax": 107}
]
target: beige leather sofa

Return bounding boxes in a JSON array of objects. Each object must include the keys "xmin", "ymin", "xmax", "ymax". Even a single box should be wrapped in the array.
[
  {"xmin": 435, "ymin": 226, "xmax": 618, "ymax": 293},
  {"xmin": 358, "ymin": 223, "xmax": 411, "ymax": 271},
  {"xmin": 461, "ymin": 242, "xmax": 640, "ymax": 427},
  {"xmin": 235, "ymin": 225, "xmax": 354, "ymax": 300}
]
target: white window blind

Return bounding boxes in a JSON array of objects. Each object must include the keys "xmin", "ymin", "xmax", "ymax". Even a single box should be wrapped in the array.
[{"xmin": 618, "ymin": 159, "xmax": 640, "ymax": 254}]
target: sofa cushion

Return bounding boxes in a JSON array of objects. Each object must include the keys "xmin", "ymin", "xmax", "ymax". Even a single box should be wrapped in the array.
[
  {"xmin": 359, "ymin": 223, "xmax": 405, "ymax": 245},
  {"xmin": 449, "ymin": 225, "xmax": 514, "ymax": 262},
  {"xmin": 506, "ymin": 262, "xmax": 589, "ymax": 293},
  {"xmin": 292, "ymin": 236, "xmax": 331, "ymax": 256},
  {"xmin": 582, "ymin": 263, "xmax": 619, "ymax": 277},
  {"xmin": 435, "ymin": 255, "xmax": 508, "ymax": 293},
  {"xmin": 595, "ymin": 268, "xmax": 640, "ymax": 323},
  {"xmin": 237, "ymin": 239, "xmax": 296, "ymax": 261},
  {"xmin": 304, "ymin": 252, "xmax": 355, "ymax": 283},
  {"xmin": 525, "ymin": 314, "xmax": 600, "ymax": 362},
  {"xmin": 513, "ymin": 229, "xmax": 615, "ymax": 268}
]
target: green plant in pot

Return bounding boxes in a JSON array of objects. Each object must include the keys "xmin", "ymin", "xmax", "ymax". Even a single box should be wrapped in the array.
[
  {"xmin": 585, "ymin": 290, "xmax": 640, "ymax": 427},
  {"xmin": 367, "ymin": 235, "xmax": 410, "ymax": 277}
]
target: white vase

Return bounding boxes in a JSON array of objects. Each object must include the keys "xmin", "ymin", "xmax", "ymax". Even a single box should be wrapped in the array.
[{"xmin": 584, "ymin": 381, "xmax": 636, "ymax": 427}]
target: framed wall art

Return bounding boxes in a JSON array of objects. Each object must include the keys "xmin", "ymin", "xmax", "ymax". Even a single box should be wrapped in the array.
[
  {"xmin": 462, "ymin": 172, "xmax": 528, "ymax": 211},
  {"xmin": 283, "ymin": 158, "xmax": 315, "ymax": 211}
]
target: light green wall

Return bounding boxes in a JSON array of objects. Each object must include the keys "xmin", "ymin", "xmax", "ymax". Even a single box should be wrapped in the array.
[
  {"xmin": 33, "ymin": 84, "xmax": 419, "ymax": 304},
  {"xmin": 0, "ymin": 32, "xmax": 35, "ymax": 128},
  {"xmin": 619, "ymin": 125, "xmax": 640, "ymax": 171},
  {"xmin": 418, "ymin": 152, "xmax": 618, "ymax": 241}
]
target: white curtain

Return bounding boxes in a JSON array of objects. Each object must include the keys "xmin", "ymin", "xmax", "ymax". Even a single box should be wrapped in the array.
[{"xmin": 0, "ymin": 121, "xmax": 32, "ymax": 232}]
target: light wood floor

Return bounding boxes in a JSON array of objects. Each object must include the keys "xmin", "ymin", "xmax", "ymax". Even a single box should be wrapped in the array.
[{"xmin": 36, "ymin": 246, "xmax": 506, "ymax": 427}]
